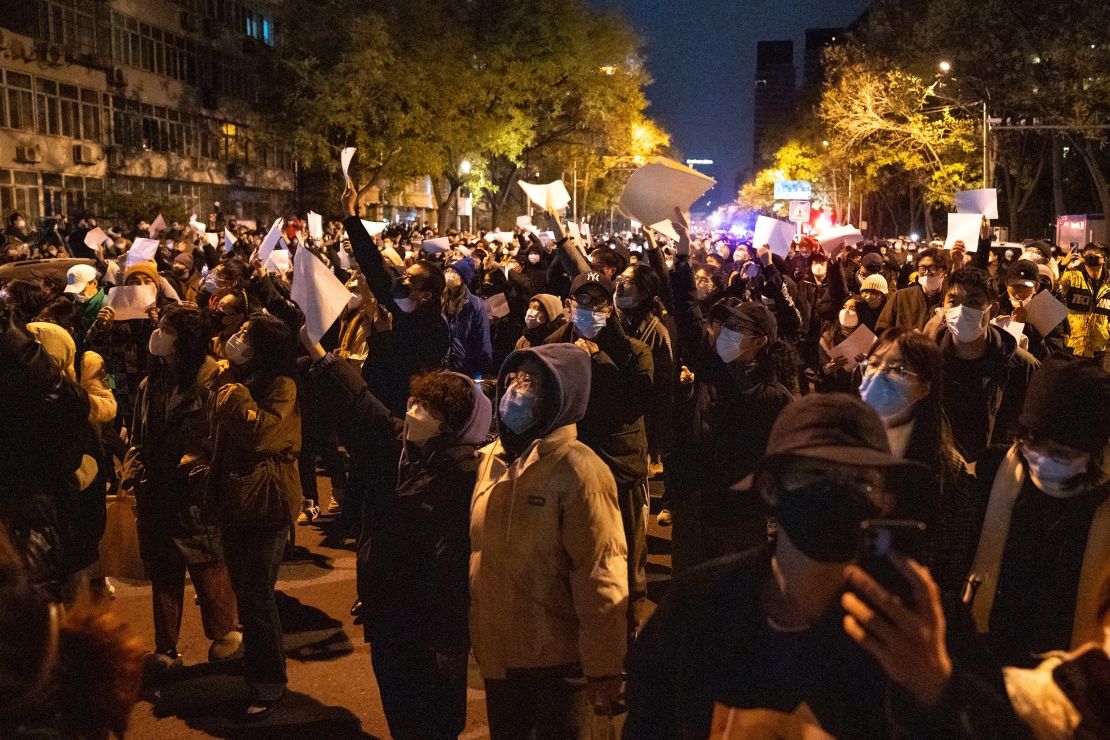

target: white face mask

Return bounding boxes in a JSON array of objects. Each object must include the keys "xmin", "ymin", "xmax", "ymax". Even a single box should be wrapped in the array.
[
  {"xmin": 1022, "ymin": 444, "xmax": 1091, "ymax": 498},
  {"xmin": 715, "ymin": 327, "xmax": 746, "ymax": 364},
  {"xmin": 524, "ymin": 308, "xmax": 544, "ymax": 329},
  {"xmin": 528, "ymin": 253, "xmax": 541, "ymax": 264},
  {"xmin": 394, "ymin": 296, "xmax": 419, "ymax": 313},
  {"xmin": 918, "ymin": 273, "xmax": 944, "ymax": 293},
  {"xmin": 225, "ymin": 329, "xmax": 252, "ymax": 365},
  {"xmin": 811, "ymin": 263, "xmax": 827, "ymax": 279},
  {"xmin": 838, "ymin": 308, "xmax": 859, "ymax": 329},
  {"xmin": 404, "ymin": 402, "xmax": 442, "ymax": 444},
  {"xmin": 665, "ymin": 259, "xmax": 674, "ymax": 270},
  {"xmin": 944, "ymin": 304, "xmax": 987, "ymax": 343},
  {"xmin": 148, "ymin": 328, "xmax": 176, "ymax": 357},
  {"xmin": 571, "ymin": 307, "xmax": 608, "ymax": 339}
]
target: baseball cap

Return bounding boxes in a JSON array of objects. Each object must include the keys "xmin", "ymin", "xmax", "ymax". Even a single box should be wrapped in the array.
[
  {"xmin": 1006, "ymin": 259, "xmax": 1038, "ymax": 288},
  {"xmin": 569, "ymin": 270, "xmax": 615, "ymax": 298},
  {"xmin": 64, "ymin": 264, "xmax": 98, "ymax": 295},
  {"xmin": 861, "ymin": 252, "xmax": 884, "ymax": 269}
]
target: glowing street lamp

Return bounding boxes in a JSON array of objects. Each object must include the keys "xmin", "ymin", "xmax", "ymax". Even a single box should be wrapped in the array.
[
  {"xmin": 460, "ymin": 159, "xmax": 472, "ymax": 175},
  {"xmin": 938, "ymin": 60, "xmax": 951, "ymax": 73}
]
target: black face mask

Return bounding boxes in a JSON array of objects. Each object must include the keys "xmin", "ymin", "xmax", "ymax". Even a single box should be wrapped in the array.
[
  {"xmin": 391, "ymin": 276, "xmax": 412, "ymax": 300},
  {"xmin": 774, "ymin": 480, "xmax": 879, "ymax": 563},
  {"xmin": 1084, "ymin": 253, "xmax": 1104, "ymax": 267}
]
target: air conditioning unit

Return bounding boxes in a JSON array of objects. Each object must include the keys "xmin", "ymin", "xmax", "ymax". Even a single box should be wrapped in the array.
[
  {"xmin": 106, "ymin": 147, "xmax": 125, "ymax": 168},
  {"xmin": 45, "ymin": 44, "xmax": 63, "ymax": 64},
  {"xmin": 180, "ymin": 11, "xmax": 197, "ymax": 32},
  {"xmin": 15, "ymin": 146, "xmax": 42, "ymax": 163},
  {"xmin": 73, "ymin": 144, "xmax": 97, "ymax": 165},
  {"xmin": 9, "ymin": 39, "xmax": 27, "ymax": 60},
  {"xmin": 227, "ymin": 162, "xmax": 246, "ymax": 180},
  {"xmin": 108, "ymin": 67, "xmax": 127, "ymax": 87},
  {"xmin": 200, "ymin": 88, "xmax": 219, "ymax": 109}
]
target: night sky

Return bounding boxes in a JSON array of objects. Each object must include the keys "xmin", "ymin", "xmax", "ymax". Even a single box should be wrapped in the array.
[{"xmin": 591, "ymin": 0, "xmax": 871, "ymax": 208}]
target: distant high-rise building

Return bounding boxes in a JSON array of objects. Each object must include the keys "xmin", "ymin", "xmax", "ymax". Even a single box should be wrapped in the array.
[
  {"xmin": 752, "ymin": 40, "xmax": 795, "ymax": 170},
  {"xmin": 803, "ymin": 27, "xmax": 844, "ymax": 91}
]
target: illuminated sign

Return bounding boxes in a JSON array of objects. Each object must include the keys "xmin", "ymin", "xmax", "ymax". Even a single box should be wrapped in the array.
[
  {"xmin": 774, "ymin": 180, "xmax": 812, "ymax": 200},
  {"xmin": 685, "ymin": 159, "xmax": 715, "ymax": 166}
]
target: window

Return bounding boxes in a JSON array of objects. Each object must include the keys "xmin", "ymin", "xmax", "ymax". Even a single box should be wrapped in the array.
[
  {"xmin": 6, "ymin": 72, "xmax": 35, "ymax": 131},
  {"xmin": 59, "ymin": 84, "xmax": 80, "ymax": 139},
  {"xmin": 42, "ymin": 173, "xmax": 64, "ymax": 218},
  {"xmin": 81, "ymin": 89, "xmax": 102, "ymax": 141},
  {"xmin": 35, "ymin": 78, "xmax": 61, "ymax": 135},
  {"xmin": 42, "ymin": 0, "xmax": 100, "ymax": 60},
  {"xmin": 111, "ymin": 12, "xmax": 198, "ymax": 84},
  {"xmin": 0, "ymin": 169, "xmax": 42, "ymax": 221}
]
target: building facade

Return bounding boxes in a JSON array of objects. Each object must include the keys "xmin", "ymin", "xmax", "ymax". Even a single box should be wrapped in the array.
[
  {"xmin": 752, "ymin": 40, "xmax": 794, "ymax": 171},
  {"xmin": 0, "ymin": 0, "xmax": 296, "ymax": 228}
]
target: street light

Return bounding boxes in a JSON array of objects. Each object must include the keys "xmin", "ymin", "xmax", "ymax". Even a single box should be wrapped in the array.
[
  {"xmin": 459, "ymin": 159, "xmax": 471, "ymax": 175},
  {"xmin": 938, "ymin": 60, "xmax": 951, "ymax": 73},
  {"xmin": 935, "ymin": 61, "xmax": 990, "ymax": 188}
]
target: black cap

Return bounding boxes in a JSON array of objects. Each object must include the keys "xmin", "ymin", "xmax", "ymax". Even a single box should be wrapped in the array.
[
  {"xmin": 712, "ymin": 299, "xmax": 777, "ymax": 342},
  {"xmin": 862, "ymin": 252, "xmax": 884, "ymax": 269},
  {"xmin": 1006, "ymin": 259, "xmax": 1039, "ymax": 288},
  {"xmin": 569, "ymin": 270, "xmax": 615, "ymax": 297},
  {"xmin": 1018, "ymin": 357, "xmax": 1110, "ymax": 455}
]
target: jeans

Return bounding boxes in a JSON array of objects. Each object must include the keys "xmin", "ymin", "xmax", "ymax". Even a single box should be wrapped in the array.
[
  {"xmin": 484, "ymin": 666, "xmax": 591, "ymax": 740},
  {"xmin": 223, "ymin": 524, "xmax": 288, "ymax": 700},
  {"xmin": 148, "ymin": 557, "xmax": 239, "ymax": 653},
  {"xmin": 618, "ymin": 478, "xmax": 649, "ymax": 641}
]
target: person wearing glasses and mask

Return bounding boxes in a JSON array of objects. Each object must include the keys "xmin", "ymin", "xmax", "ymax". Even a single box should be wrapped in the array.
[
  {"xmin": 963, "ymin": 357, "xmax": 1110, "ymax": 668},
  {"xmin": 875, "ymin": 247, "xmax": 951, "ymax": 334},
  {"xmin": 341, "ymin": 186, "xmax": 449, "ymax": 416},
  {"xmin": 542, "ymin": 271, "xmax": 654, "ymax": 643},
  {"xmin": 923, "ymin": 267, "xmax": 1038, "ymax": 462}
]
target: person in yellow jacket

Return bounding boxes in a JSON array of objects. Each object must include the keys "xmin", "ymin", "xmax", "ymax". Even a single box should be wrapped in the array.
[
  {"xmin": 1058, "ymin": 244, "xmax": 1109, "ymax": 364},
  {"xmin": 470, "ymin": 344, "xmax": 628, "ymax": 738}
]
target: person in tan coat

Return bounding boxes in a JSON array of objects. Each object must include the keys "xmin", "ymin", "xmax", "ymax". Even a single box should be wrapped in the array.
[{"xmin": 470, "ymin": 343, "xmax": 628, "ymax": 738}]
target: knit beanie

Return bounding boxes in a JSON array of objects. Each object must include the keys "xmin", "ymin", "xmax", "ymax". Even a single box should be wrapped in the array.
[
  {"xmin": 123, "ymin": 261, "xmax": 160, "ymax": 285},
  {"xmin": 860, "ymin": 273, "xmax": 889, "ymax": 295}
]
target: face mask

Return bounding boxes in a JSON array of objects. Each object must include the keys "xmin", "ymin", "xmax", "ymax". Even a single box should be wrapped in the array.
[
  {"xmin": 775, "ymin": 481, "xmax": 878, "ymax": 563},
  {"xmin": 838, "ymin": 308, "xmax": 859, "ymax": 329},
  {"xmin": 859, "ymin": 370, "xmax": 916, "ymax": 422},
  {"xmin": 1004, "ymin": 250, "xmax": 1015, "ymax": 260},
  {"xmin": 811, "ymin": 263, "xmax": 827, "ymax": 279},
  {"xmin": 445, "ymin": 271, "xmax": 462, "ymax": 288},
  {"xmin": 572, "ymin": 307, "xmax": 608, "ymax": 339},
  {"xmin": 944, "ymin": 304, "xmax": 986, "ymax": 343},
  {"xmin": 1022, "ymin": 444, "xmax": 1090, "ymax": 498},
  {"xmin": 524, "ymin": 308, "xmax": 544, "ymax": 329},
  {"xmin": 918, "ymin": 273, "xmax": 944, "ymax": 293},
  {"xmin": 615, "ymin": 293, "xmax": 643, "ymax": 310},
  {"xmin": 528, "ymin": 253, "xmax": 541, "ymax": 264},
  {"xmin": 715, "ymin": 327, "xmax": 747, "ymax": 364},
  {"xmin": 1085, "ymin": 253, "xmax": 1104, "ymax": 267},
  {"xmin": 394, "ymin": 297, "xmax": 419, "ymax": 313},
  {"xmin": 225, "ymin": 329, "xmax": 252, "ymax": 366},
  {"xmin": 665, "ymin": 259, "xmax": 674, "ymax": 270},
  {"xmin": 404, "ymin": 402, "xmax": 442, "ymax": 444},
  {"xmin": 695, "ymin": 285, "xmax": 712, "ymax": 301},
  {"xmin": 148, "ymin": 328, "xmax": 176, "ymax": 357},
  {"xmin": 499, "ymin": 386, "xmax": 537, "ymax": 435},
  {"xmin": 203, "ymin": 272, "xmax": 220, "ymax": 293},
  {"xmin": 73, "ymin": 292, "xmax": 90, "ymax": 305}
]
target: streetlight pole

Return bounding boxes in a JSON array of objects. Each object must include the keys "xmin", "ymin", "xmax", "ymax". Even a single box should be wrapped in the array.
[{"xmin": 982, "ymin": 100, "xmax": 989, "ymax": 188}]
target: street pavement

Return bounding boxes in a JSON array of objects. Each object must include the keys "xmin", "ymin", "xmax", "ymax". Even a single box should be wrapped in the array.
[{"xmin": 114, "ymin": 475, "xmax": 673, "ymax": 738}]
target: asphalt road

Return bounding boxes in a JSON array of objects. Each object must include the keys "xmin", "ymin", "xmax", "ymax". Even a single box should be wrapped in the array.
[{"xmin": 112, "ymin": 476, "xmax": 673, "ymax": 739}]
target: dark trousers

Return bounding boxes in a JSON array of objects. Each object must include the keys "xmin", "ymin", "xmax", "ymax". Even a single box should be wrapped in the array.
[
  {"xmin": 484, "ymin": 667, "xmax": 591, "ymax": 740},
  {"xmin": 370, "ymin": 639, "xmax": 466, "ymax": 739},
  {"xmin": 223, "ymin": 524, "xmax": 288, "ymax": 700},
  {"xmin": 618, "ymin": 478, "xmax": 649, "ymax": 640},
  {"xmin": 148, "ymin": 556, "xmax": 239, "ymax": 653}
]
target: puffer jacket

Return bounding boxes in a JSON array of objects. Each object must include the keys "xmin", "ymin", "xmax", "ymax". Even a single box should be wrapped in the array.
[
  {"xmin": 469, "ymin": 344, "xmax": 628, "ymax": 680},
  {"xmin": 1058, "ymin": 267, "xmax": 1110, "ymax": 358}
]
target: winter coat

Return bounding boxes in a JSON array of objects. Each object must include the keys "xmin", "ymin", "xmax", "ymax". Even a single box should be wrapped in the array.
[
  {"xmin": 875, "ymin": 283, "xmax": 945, "ymax": 334},
  {"xmin": 469, "ymin": 344, "xmax": 628, "ymax": 680},
  {"xmin": 620, "ymin": 308, "xmax": 676, "ymax": 456},
  {"xmin": 130, "ymin": 357, "xmax": 223, "ymax": 564},
  {"xmin": 444, "ymin": 288, "xmax": 493, "ymax": 379},
  {"xmin": 543, "ymin": 316, "xmax": 654, "ymax": 486},
  {"xmin": 1058, "ymin": 267, "xmax": 1110, "ymax": 358},
  {"xmin": 345, "ymin": 216, "xmax": 449, "ymax": 416},
  {"xmin": 209, "ymin": 374, "xmax": 302, "ymax": 527}
]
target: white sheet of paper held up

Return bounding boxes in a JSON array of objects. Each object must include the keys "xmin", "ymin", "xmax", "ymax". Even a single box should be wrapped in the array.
[
  {"xmin": 944, "ymin": 213, "xmax": 983, "ymax": 252},
  {"xmin": 291, "ymin": 249, "xmax": 350, "ymax": 343},
  {"xmin": 618, "ymin": 157, "xmax": 715, "ymax": 228},
  {"xmin": 105, "ymin": 284, "xmax": 158, "ymax": 321},
  {"xmin": 518, "ymin": 181, "xmax": 571, "ymax": 213},
  {"xmin": 955, "ymin": 188, "xmax": 998, "ymax": 220},
  {"xmin": 1023, "ymin": 289, "xmax": 1070, "ymax": 337},
  {"xmin": 753, "ymin": 216, "xmax": 796, "ymax": 257},
  {"xmin": 341, "ymin": 147, "xmax": 356, "ymax": 186},
  {"xmin": 828, "ymin": 324, "xmax": 878, "ymax": 371},
  {"xmin": 257, "ymin": 217, "xmax": 284, "ymax": 262}
]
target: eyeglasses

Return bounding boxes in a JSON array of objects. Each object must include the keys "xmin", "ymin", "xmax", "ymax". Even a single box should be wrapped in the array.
[
  {"xmin": 569, "ymin": 297, "xmax": 610, "ymax": 312},
  {"xmin": 860, "ymin": 359, "xmax": 920, "ymax": 379},
  {"xmin": 694, "ymin": 276, "xmax": 714, "ymax": 286},
  {"xmin": 917, "ymin": 264, "xmax": 944, "ymax": 276}
]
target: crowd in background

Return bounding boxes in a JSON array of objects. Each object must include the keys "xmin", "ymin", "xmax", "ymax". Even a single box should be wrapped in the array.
[{"xmin": 1, "ymin": 194, "xmax": 1109, "ymax": 738}]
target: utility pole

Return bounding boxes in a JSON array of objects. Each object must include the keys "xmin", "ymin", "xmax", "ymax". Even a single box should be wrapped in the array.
[{"xmin": 982, "ymin": 100, "xmax": 989, "ymax": 188}]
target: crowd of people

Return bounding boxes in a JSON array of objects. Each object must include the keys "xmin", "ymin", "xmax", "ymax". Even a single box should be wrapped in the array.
[{"xmin": 1, "ymin": 192, "xmax": 1109, "ymax": 738}]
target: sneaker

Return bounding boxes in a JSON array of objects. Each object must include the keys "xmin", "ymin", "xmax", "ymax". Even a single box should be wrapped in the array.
[
  {"xmin": 296, "ymin": 501, "xmax": 320, "ymax": 525},
  {"xmin": 242, "ymin": 690, "xmax": 284, "ymax": 721},
  {"xmin": 656, "ymin": 508, "xmax": 673, "ymax": 527},
  {"xmin": 208, "ymin": 630, "xmax": 244, "ymax": 662},
  {"xmin": 144, "ymin": 648, "xmax": 182, "ymax": 673},
  {"xmin": 327, "ymin": 495, "xmax": 343, "ymax": 515},
  {"xmin": 89, "ymin": 577, "xmax": 116, "ymax": 601}
]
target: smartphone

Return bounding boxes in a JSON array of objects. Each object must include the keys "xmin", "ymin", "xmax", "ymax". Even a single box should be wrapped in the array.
[{"xmin": 856, "ymin": 519, "xmax": 927, "ymax": 606}]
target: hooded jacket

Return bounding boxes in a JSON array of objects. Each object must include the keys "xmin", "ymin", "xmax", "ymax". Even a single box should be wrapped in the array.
[
  {"xmin": 515, "ymin": 293, "xmax": 565, "ymax": 350},
  {"xmin": 469, "ymin": 344, "xmax": 628, "ymax": 680},
  {"xmin": 443, "ymin": 286, "xmax": 493, "ymax": 379}
]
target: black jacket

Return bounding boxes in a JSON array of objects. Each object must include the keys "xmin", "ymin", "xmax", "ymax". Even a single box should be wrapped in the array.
[
  {"xmin": 345, "ymin": 216, "xmax": 449, "ymax": 416},
  {"xmin": 625, "ymin": 547, "xmax": 1033, "ymax": 740}
]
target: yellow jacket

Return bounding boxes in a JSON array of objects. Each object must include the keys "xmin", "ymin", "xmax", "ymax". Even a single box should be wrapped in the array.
[
  {"xmin": 469, "ymin": 423, "xmax": 628, "ymax": 680},
  {"xmin": 1058, "ymin": 267, "xmax": 1110, "ymax": 357}
]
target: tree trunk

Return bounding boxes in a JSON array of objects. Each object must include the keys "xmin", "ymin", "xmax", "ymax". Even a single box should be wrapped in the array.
[
  {"xmin": 1077, "ymin": 138, "xmax": 1110, "ymax": 223},
  {"xmin": 432, "ymin": 177, "xmax": 459, "ymax": 235},
  {"xmin": 1051, "ymin": 134, "xmax": 1066, "ymax": 218}
]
